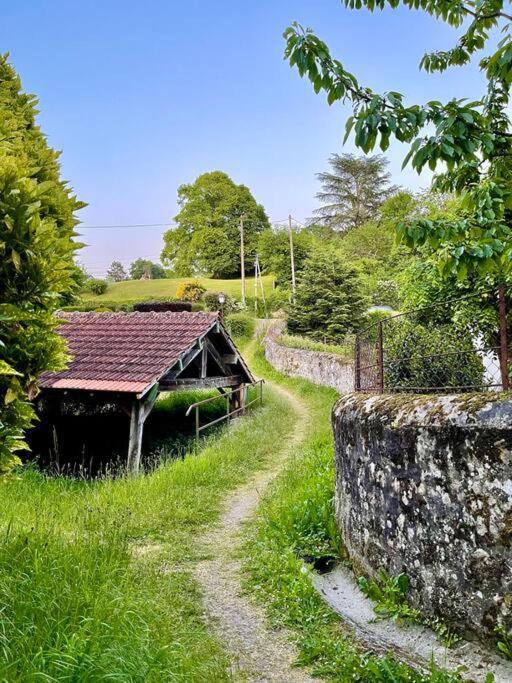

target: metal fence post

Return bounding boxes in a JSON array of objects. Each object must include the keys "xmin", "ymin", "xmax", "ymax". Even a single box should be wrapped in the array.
[
  {"xmin": 195, "ymin": 406, "xmax": 199, "ymax": 446},
  {"xmin": 354, "ymin": 335, "xmax": 361, "ymax": 391},
  {"xmin": 498, "ymin": 284, "xmax": 510, "ymax": 391},
  {"xmin": 377, "ymin": 321, "xmax": 384, "ymax": 393}
]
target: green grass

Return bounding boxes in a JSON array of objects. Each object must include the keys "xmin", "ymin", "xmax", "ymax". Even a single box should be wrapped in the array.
[
  {"xmin": 83, "ymin": 275, "xmax": 275, "ymax": 303},
  {"xmin": 242, "ymin": 347, "xmax": 465, "ymax": 682},
  {"xmin": 0, "ymin": 378, "xmax": 296, "ymax": 680},
  {"xmin": 0, "ymin": 337, "xmax": 473, "ymax": 681},
  {"xmin": 278, "ymin": 333, "xmax": 353, "ymax": 359}
]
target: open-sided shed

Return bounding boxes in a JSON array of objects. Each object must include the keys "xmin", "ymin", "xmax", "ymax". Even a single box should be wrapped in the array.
[{"xmin": 39, "ymin": 311, "xmax": 254, "ymax": 472}]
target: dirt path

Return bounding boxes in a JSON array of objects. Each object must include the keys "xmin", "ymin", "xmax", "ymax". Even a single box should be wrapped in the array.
[{"xmin": 194, "ymin": 380, "xmax": 315, "ymax": 682}]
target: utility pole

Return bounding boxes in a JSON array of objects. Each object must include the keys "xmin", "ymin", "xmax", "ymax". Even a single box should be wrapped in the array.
[
  {"xmin": 288, "ymin": 214, "xmax": 297, "ymax": 301},
  {"xmin": 240, "ymin": 213, "xmax": 246, "ymax": 306},
  {"xmin": 254, "ymin": 254, "xmax": 259, "ymax": 314}
]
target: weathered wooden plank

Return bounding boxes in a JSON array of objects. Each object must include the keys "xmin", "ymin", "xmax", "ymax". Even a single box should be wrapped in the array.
[
  {"xmin": 201, "ymin": 344, "xmax": 208, "ymax": 378},
  {"xmin": 127, "ymin": 386, "xmax": 159, "ymax": 474},
  {"xmin": 204, "ymin": 338, "xmax": 230, "ymax": 375},
  {"xmin": 159, "ymin": 375, "xmax": 242, "ymax": 391},
  {"xmin": 163, "ymin": 343, "xmax": 203, "ymax": 381},
  {"xmin": 127, "ymin": 399, "xmax": 144, "ymax": 474}
]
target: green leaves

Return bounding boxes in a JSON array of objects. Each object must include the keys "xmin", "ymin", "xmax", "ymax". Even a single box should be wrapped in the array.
[
  {"xmin": 0, "ymin": 54, "xmax": 83, "ymax": 477},
  {"xmin": 284, "ymin": 4, "xmax": 512, "ymax": 289},
  {"xmin": 162, "ymin": 171, "xmax": 270, "ymax": 278}
]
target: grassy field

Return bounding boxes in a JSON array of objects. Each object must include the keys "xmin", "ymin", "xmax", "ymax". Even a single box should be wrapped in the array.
[
  {"xmin": 1, "ymin": 337, "xmax": 465, "ymax": 681},
  {"xmin": 84, "ymin": 275, "xmax": 275, "ymax": 302},
  {"xmin": 0, "ymin": 380, "xmax": 296, "ymax": 680}
]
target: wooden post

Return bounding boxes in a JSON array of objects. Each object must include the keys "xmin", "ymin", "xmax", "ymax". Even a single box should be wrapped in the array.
[
  {"xmin": 498, "ymin": 284, "xmax": 509, "ymax": 391},
  {"xmin": 240, "ymin": 213, "xmax": 246, "ymax": 306},
  {"xmin": 127, "ymin": 398, "xmax": 144, "ymax": 475},
  {"xmin": 201, "ymin": 343, "xmax": 207, "ymax": 379},
  {"xmin": 126, "ymin": 386, "xmax": 159, "ymax": 475},
  {"xmin": 254, "ymin": 255, "xmax": 259, "ymax": 314},
  {"xmin": 288, "ymin": 214, "xmax": 296, "ymax": 302},
  {"xmin": 229, "ymin": 385, "xmax": 245, "ymax": 416}
]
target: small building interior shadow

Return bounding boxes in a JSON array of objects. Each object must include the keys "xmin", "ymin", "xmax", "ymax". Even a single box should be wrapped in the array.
[{"xmin": 27, "ymin": 394, "xmax": 226, "ymax": 478}]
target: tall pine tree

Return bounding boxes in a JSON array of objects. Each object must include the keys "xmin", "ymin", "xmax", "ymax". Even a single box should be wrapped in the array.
[{"xmin": 0, "ymin": 54, "xmax": 84, "ymax": 476}]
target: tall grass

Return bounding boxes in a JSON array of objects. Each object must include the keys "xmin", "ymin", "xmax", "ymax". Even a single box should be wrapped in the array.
[
  {"xmin": 0, "ymin": 383, "xmax": 296, "ymax": 680},
  {"xmin": 277, "ymin": 333, "xmax": 352, "ymax": 359}
]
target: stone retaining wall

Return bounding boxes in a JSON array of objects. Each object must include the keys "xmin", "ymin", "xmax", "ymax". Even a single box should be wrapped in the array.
[
  {"xmin": 332, "ymin": 393, "xmax": 512, "ymax": 642},
  {"xmin": 262, "ymin": 321, "xmax": 354, "ymax": 394}
]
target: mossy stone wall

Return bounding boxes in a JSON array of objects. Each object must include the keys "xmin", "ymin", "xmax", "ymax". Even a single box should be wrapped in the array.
[{"xmin": 333, "ymin": 392, "xmax": 512, "ymax": 642}]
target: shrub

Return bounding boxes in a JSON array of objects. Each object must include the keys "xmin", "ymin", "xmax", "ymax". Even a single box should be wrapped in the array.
[
  {"xmin": 87, "ymin": 279, "xmax": 108, "ymax": 295},
  {"xmin": 384, "ymin": 319, "xmax": 484, "ymax": 390},
  {"xmin": 203, "ymin": 290, "xmax": 230, "ymax": 312},
  {"xmin": 0, "ymin": 55, "xmax": 83, "ymax": 477},
  {"xmin": 226, "ymin": 314, "xmax": 255, "ymax": 340},
  {"xmin": 176, "ymin": 281, "xmax": 206, "ymax": 302},
  {"xmin": 133, "ymin": 301, "xmax": 192, "ymax": 313}
]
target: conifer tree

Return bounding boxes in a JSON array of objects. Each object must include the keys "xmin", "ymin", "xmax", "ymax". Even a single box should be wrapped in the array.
[
  {"xmin": 287, "ymin": 250, "xmax": 366, "ymax": 342},
  {"xmin": 0, "ymin": 54, "xmax": 84, "ymax": 476}
]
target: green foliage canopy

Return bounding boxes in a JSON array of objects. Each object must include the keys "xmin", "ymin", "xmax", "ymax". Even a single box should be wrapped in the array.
[
  {"xmin": 287, "ymin": 249, "xmax": 366, "ymax": 342},
  {"xmin": 314, "ymin": 153, "xmax": 398, "ymax": 231},
  {"xmin": 257, "ymin": 225, "xmax": 313, "ymax": 287},
  {"xmin": 129, "ymin": 258, "xmax": 165, "ymax": 280},
  {"xmin": 0, "ymin": 54, "xmax": 84, "ymax": 475},
  {"xmin": 284, "ymin": 3, "xmax": 512, "ymax": 282},
  {"xmin": 161, "ymin": 171, "xmax": 270, "ymax": 278},
  {"xmin": 106, "ymin": 261, "xmax": 128, "ymax": 282},
  {"xmin": 337, "ymin": 191, "xmax": 419, "ymax": 307}
]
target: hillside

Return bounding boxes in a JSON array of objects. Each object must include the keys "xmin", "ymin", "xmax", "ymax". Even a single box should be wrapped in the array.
[{"xmin": 84, "ymin": 276, "xmax": 275, "ymax": 303}]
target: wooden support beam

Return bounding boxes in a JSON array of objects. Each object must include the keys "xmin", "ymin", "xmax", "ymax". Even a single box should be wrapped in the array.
[
  {"xmin": 204, "ymin": 337, "xmax": 230, "ymax": 375},
  {"xmin": 229, "ymin": 384, "xmax": 246, "ymax": 416},
  {"xmin": 127, "ymin": 386, "xmax": 159, "ymax": 475},
  {"xmin": 127, "ymin": 399, "xmax": 144, "ymax": 475},
  {"xmin": 163, "ymin": 343, "xmax": 203, "ymax": 382},
  {"xmin": 201, "ymin": 344, "xmax": 208, "ymax": 378},
  {"xmin": 159, "ymin": 375, "xmax": 242, "ymax": 391}
]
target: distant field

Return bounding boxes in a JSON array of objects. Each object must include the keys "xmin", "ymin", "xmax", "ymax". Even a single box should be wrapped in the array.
[{"xmin": 84, "ymin": 276, "xmax": 275, "ymax": 303}]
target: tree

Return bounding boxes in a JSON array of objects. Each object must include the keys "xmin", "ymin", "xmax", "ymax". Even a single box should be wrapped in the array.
[
  {"xmin": 0, "ymin": 54, "xmax": 84, "ymax": 476},
  {"xmin": 314, "ymin": 153, "xmax": 397, "ymax": 231},
  {"xmin": 106, "ymin": 261, "xmax": 128, "ymax": 282},
  {"xmin": 129, "ymin": 258, "xmax": 166, "ymax": 280},
  {"xmin": 161, "ymin": 171, "xmax": 270, "ymax": 278},
  {"xmin": 337, "ymin": 192, "xmax": 419, "ymax": 307},
  {"xmin": 258, "ymin": 225, "xmax": 313, "ymax": 287},
  {"xmin": 284, "ymin": 3, "xmax": 512, "ymax": 283},
  {"xmin": 287, "ymin": 249, "xmax": 366, "ymax": 342}
]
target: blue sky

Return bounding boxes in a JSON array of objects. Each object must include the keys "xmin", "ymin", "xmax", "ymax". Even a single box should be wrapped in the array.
[{"xmin": 2, "ymin": 1, "xmax": 488, "ymax": 276}]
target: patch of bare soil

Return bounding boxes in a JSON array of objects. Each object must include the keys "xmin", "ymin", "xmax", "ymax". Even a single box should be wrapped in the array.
[{"xmin": 194, "ymin": 381, "xmax": 315, "ymax": 682}]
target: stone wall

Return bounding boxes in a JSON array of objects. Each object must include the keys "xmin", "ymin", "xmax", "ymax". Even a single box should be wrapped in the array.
[
  {"xmin": 333, "ymin": 393, "xmax": 512, "ymax": 642},
  {"xmin": 263, "ymin": 321, "xmax": 354, "ymax": 394}
]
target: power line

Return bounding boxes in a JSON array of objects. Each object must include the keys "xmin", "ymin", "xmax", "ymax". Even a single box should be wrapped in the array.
[
  {"xmin": 78, "ymin": 222, "xmax": 169, "ymax": 230},
  {"xmin": 78, "ymin": 217, "xmax": 307, "ymax": 230}
]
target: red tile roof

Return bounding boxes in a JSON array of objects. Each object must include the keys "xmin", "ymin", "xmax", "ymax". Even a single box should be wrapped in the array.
[{"xmin": 40, "ymin": 311, "xmax": 218, "ymax": 396}]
